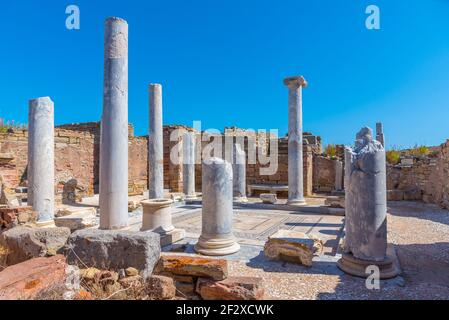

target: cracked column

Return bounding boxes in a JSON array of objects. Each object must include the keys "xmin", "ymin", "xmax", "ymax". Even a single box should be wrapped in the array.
[
  {"xmin": 28, "ymin": 97, "xmax": 55, "ymax": 223},
  {"xmin": 338, "ymin": 127, "xmax": 399, "ymax": 279},
  {"xmin": 233, "ymin": 143, "xmax": 247, "ymax": 202},
  {"xmin": 284, "ymin": 76, "xmax": 307, "ymax": 205},
  {"xmin": 195, "ymin": 158, "xmax": 240, "ymax": 256},
  {"xmin": 149, "ymin": 84, "xmax": 164, "ymax": 199},
  {"xmin": 99, "ymin": 17, "xmax": 129, "ymax": 230},
  {"xmin": 183, "ymin": 132, "xmax": 197, "ymax": 200}
]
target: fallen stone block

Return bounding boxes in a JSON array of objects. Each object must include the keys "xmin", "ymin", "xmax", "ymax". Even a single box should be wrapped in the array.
[
  {"xmin": 0, "ymin": 206, "xmax": 37, "ymax": 230},
  {"xmin": 260, "ymin": 193, "xmax": 277, "ymax": 204},
  {"xmin": 54, "ymin": 207, "xmax": 97, "ymax": 231},
  {"xmin": 196, "ymin": 277, "xmax": 264, "ymax": 300},
  {"xmin": 146, "ymin": 275, "xmax": 176, "ymax": 300},
  {"xmin": 155, "ymin": 254, "xmax": 228, "ymax": 280},
  {"xmin": 65, "ymin": 229, "xmax": 161, "ymax": 279},
  {"xmin": 0, "ymin": 226, "xmax": 71, "ymax": 266},
  {"xmin": 0, "ymin": 255, "xmax": 68, "ymax": 300},
  {"xmin": 325, "ymin": 196, "xmax": 345, "ymax": 208},
  {"xmin": 264, "ymin": 230, "xmax": 323, "ymax": 267}
]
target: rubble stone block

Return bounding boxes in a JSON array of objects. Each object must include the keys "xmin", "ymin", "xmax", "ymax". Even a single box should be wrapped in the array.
[
  {"xmin": 260, "ymin": 193, "xmax": 277, "ymax": 204},
  {"xmin": 196, "ymin": 277, "xmax": 264, "ymax": 300},
  {"xmin": 65, "ymin": 229, "xmax": 161, "ymax": 279},
  {"xmin": 146, "ymin": 275, "xmax": 176, "ymax": 300},
  {"xmin": 264, "ymin": 230, "xmax": 323, "ymax": 267},
  {"xmin": 0, "ymin": 255, "xmax": 68, "ymax": 300},
  {"xmin": 0, "ymin": 226, "xmax": 71, "ymax": 266},
  {"xmin": 155, "ymin": 254, "xmax": 228, "ymax": 280},
  {"xmin": 54, "ymin": 207, "xmax": 97, "ymax": 231}
]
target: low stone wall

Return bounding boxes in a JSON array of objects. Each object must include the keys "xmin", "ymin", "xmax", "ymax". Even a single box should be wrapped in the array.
[{"xmin": 313, "ymin": 156, "xmax": 336, "ymax": 193}]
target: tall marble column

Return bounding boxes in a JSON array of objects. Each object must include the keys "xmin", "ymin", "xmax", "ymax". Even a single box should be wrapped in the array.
[
  {"xmin": 28, "ymin": 97, "xmax": 55, "ymax": 223},
  {"xmin": 195, "ymin": 158, "xmax": 240, "ymax": 256},
  {"xmin": 284, "ymin": 76, "xmax": 308, "ymax": 205},
  {"xmin": 183, "ymin": 132, "xmax": 197, "ymax": 200},
  {"xmin": 376, "ymin": 122, "xmax": 385, "ymax": 148},
  {"xmin": 99, "ymin": 17, "xmax": 129, "ymax": 230},
  {"xmin": 233, "ymin": 143, "xmax": 247, "ymax": 202},
  {"xmin": 149, "ymin": 84, "xmax": 164, "ymax": 199},
  {"xmin": 338, "ymin": 127, "xmax": 399, "ymax": 279}
]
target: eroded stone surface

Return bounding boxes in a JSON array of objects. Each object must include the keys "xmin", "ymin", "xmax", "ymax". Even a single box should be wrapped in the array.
[
  {"xmin": 155, "ymin": 254, "xmax": 228, "ymax": 280},
  {"xmin": 0, "ymin": 226, "xmax": 71, "ymax": 266},
  {"xmin": 260, "ymin": 193, "xmax": 277, "ymax": 204},
  {"xmin": 0, "ymin": 255, "xmax": 67, "ymax": 300},
  {"xmin": 196, "ymin": 277, "xmax": 264, "ymax": 300},
  {"xmin": 264, "ymin": 229, "xmax": 323, "ymax": 267},
  {"xmin": 65, "ymin": 229, "xmax": 160, "ymax": 279},
  {"xmin": 54, "ymin": 207, "xmax": 97, "ymax": 231}
]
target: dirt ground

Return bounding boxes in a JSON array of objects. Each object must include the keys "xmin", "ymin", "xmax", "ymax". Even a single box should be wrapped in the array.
[{"xmin": 228, "ymin": 201, "xmax": 449, "ymax": 300}]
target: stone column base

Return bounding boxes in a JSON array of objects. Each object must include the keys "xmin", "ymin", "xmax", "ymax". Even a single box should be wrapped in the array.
[
  {"xmin": 287, "ymin": 199, "xmax": 307, "ymax": 206},
  {"xmin": 195, "ymin": 235, "xmax": 240, "ymax": 256},
  {"xmin": 35, "ymin": 219, "xmax": 56, "ymax": 228},
  {"xmin": 337, "ymin": 246, "xmax": 400, "ymax": 279}
]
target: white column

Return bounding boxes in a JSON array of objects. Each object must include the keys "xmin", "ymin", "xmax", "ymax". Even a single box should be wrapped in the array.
[
  {"xmin": 183, "ymin": 132, "xmax": 197, "ymax": 200},
  {"xmin": 284, "ymin": 76, "xmax": 308, "ymax": 205},
  {"xmin": 149, "ymin": 84, "xmax": 164, "ymax": 199},
  {"xmin": 99, "ymin": 17, "xmax": 129, "ymax": 230},
  {"xmin": 28, "ymin": 97, "xmax": 55, "ymax": 223}
]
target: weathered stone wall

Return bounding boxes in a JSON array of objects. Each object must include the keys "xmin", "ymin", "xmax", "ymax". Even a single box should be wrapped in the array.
[{"xmin": 313, "ymin": 156, "xmax": 336, "ymax": 192}]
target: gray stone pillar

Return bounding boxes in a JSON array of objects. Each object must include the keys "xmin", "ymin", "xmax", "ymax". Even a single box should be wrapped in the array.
[
  {"xmin": 232, "ymin": 143, "xmax": 247, "ymax": 202},
  {"xmin": 28, "ymin": 97, "xmax": 55, "ymax": 223},
  {"xmin": 376, "ymin": 122, "xmax": 385, "ymax": 148},
  {"xmin": 338, "ymin": 127, "xmax": 399, "ymax": 279},
  {"xmin": 334, "ymin": 160, "xmax": 343, "ymax": 191},
  {"xmin": 99, "ymin": 17, "xmax": 129, "ymax": 230},
  {"xmin": 149, "ymin": 84, "xmax": 164, "ymax": 199},
  {"xmin": 183, "ymin": 132, "xmax": 197, "ymax": 200},
  {"xmin": 195, "ymin": 158, "xmax": 240, "ymax": 256},
  {"xmin": 284, "ymin": 76, "xmax": 308, "ymax": 205}
]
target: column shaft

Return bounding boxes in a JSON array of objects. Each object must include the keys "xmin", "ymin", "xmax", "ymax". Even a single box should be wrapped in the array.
[
  {"xmin": 183, "ymin": 132, "xmax": 196, "ymax": 200},
  {"xmin": 149, "ymin": 84, "xmax": 164, "ymax": 199}
]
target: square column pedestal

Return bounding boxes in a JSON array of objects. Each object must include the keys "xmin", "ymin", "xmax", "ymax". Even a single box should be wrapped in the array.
[{"xmin": 141, "ymin": 199, "xmax": 185, "ymax": 247}]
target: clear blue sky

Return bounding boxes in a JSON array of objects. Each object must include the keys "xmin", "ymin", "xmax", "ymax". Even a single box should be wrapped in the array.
[{"xmin": 1, "ymin": 0, "xmax": 449, "ymax": 148}]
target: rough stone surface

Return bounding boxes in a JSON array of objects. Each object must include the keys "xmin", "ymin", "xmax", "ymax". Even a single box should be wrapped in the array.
[
  {"xmin": 0, "ymin": 226, "xmax": 71, "ymax": 266},
  {"xmin": 27, "ymin": 97, "xmax": 55, "ymax": 222},
  {"xmin": 264, "ymin": 229, "xmax": 323, "ymax": 267},
  {"xmin": 54, "ymin": 207, "xmax": 97, "ymax": 231},
  {"xmin": 65, "ymin": 229, "xmax": 160, "ymax": 279},
  {"xmin": 0, "ymin": 255, "xmax": 68, "ymax": 300},
  {"xmin": 196, "ymin": 277, "xmax": 265, "ymax": 300},
  {"xmin": 0, "ymin": 206, "xmax": 37, "ymax": 230},
  {"xmin": 99, "ymin": 17, "xmax": 129, "ymax": 230},
  {"xmin": 343, "ymin": 127, "xmax": 388, "ymax": 261},
  {"xmin": 146, "ymin": 275, "xmax": 176, "ymax": 300},
  {"xmin": 260, "ymin": 193, "xmax": 277, "ymax": 204},
  {"xmin": 155, "ymin": 254, "xmax": 228, "ymax": 280}
]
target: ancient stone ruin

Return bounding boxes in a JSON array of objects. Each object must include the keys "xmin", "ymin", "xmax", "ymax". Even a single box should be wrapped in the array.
[{"xmin": 1, "ymin": 16, "xmax": 449, "ymax": 301}]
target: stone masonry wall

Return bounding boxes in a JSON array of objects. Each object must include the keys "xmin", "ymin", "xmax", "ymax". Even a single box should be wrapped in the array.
[{"xmin": 313, "ymin": 156, "xmax": 336, "ymax": 193}]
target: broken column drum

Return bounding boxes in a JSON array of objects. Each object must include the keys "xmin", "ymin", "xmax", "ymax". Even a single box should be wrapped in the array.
[
  {"xmin": 232, "ymin": 143, "xmax": 248, "ymax": 202},
  {"xmin": 338, "ymin": 127, "xmax": 399, "ymax": 279},
  {"xmin": 28, "ymin": 97, "xmax": 55, "ymax": 223},
  {"xmin": 195, "ymin": 158, "xmax": 240, "ymax": 256},
  {"xmin": 99, "ymin": 17, "xmax": 129, "ymax": 230}
]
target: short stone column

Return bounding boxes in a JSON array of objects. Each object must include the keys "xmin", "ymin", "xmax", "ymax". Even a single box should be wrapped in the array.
[
  {"xmin": 376, "ymin": 122, "xmax": 385, "ymax": 147},
  {"xmin": 99, "ymin": 17, "xmax": 129, "ymax": 230},
  {"xmin": 338, "ymin": 127, "xmax": 399, "ymax": 279},
  {"xmin": 141, "ymin": 199, "xmax": 185, "ymax": 246},
  {"xmin": 28, "ymin": 97, "xmax": 55, "ymax": 223},
  {"xmin": 334, "ymin": 160, "xmax": 343, "ymax": 191},
  {"xmin": 183, "ymin": 132, "xmax": 197, "ymax": 200},
  {"xmin": 232, "ymin": 143, "xmax": 248, "ymax": 202},
  {"xmin": 284, "ymin": 76, "xmax": 307, "ymax": 206},
  {"xmin": 149, "ymin": 84, "xmax": 164, "ymax": 199},
  {"xmin": 195, "ymin": 158, "xmax": 240, "ymax": 256}
]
